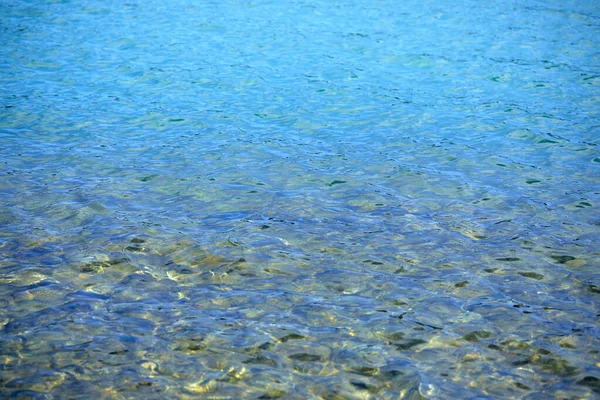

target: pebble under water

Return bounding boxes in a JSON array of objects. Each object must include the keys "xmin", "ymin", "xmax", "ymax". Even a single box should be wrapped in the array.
[{"xmin": 1, "ymin": 0, "xmax": 600, "ymax": 398}]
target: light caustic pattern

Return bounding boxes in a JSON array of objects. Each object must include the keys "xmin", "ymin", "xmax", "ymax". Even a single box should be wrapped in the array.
[{"xmin": 1, "ymin": 0, "xmax": 599, "ymax": 398}]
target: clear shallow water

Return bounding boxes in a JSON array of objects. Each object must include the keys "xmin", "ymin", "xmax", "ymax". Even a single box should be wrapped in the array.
[{"xmin": 1, "ymin": 0, "xmax": 599, "ymax": 398}]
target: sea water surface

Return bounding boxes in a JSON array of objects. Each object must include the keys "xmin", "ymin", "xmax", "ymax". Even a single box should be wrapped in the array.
[{"xmin": 1, "ymin": 0, "xmax": 600, "ymax": 398}]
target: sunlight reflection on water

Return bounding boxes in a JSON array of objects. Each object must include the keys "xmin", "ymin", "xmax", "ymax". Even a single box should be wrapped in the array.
[{"xmin": 1, "ymin": 0, "xmax": 599, "ymax": 398}]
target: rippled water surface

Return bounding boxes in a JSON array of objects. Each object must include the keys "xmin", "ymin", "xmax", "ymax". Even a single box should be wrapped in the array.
[{"xmin": 1, "ymin": 0, "xmax": 600, "ymax": 398}]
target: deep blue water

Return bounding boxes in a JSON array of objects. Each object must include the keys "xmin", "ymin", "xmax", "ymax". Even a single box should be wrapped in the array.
[{"xmin": 1, "ymin": 0, "xmax": 600, "ymax": 398}]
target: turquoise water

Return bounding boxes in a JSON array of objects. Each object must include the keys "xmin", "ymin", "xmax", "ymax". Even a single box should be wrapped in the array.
[{"xmin": 1, "ymin": 0, "xmax": 600, "ymax": 398}]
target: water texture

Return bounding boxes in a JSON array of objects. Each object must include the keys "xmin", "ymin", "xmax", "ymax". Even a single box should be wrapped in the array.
[{"xmin": 1, "ymin": 0, "xmax": 599, "ymax": 398}]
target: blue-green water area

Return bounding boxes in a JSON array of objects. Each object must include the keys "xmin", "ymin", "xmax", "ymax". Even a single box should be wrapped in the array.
[{"xmin": 1, "ymin": 0, "xmax": 600, "ymax": 398}]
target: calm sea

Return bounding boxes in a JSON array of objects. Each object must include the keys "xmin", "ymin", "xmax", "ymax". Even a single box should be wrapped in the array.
[{"xmin": 1, "ymin": 0, "xmax": 599, "ymax": 398}]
